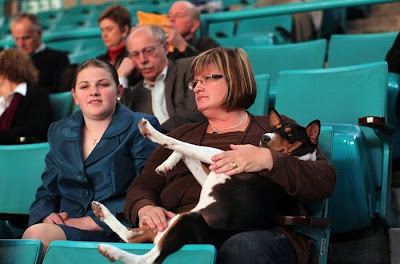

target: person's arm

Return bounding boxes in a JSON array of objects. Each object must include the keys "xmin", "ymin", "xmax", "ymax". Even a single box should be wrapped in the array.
[
  {"xmin": 0, "ymin": 89, "xmax": 52, "ymax": 144},
  {"xmin": 28, "ymin": 143, "xmax": 61, "ymax": 226}
]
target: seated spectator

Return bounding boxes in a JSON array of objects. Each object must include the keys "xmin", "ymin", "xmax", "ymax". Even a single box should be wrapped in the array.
[
  {"xmin": 10, "ymin": 12, "xmax": 71, "ymax": 93},
  {"xmin": 0, "ymin": 48, "xmax": 51, "ymax": 144},
  {"xmin": 119, "ymin": 25, "xmax": 206, "ymax": 133},
  {"xmin": 97, "ymin": 4, "xmax": 131, "ymax": 68},
  {"xmin": 22, "ymin": 58, "xmax": 160, "ymax": 257},
  {"xmin": 165, "ymin": 1, "xmax": 220, "ymax": 60},
  {"xmin": 124, "ymin": 47, "xmax": 336, "ymax": 264},
  {"xmin": 386, "ymin": 32, "xmax": 400, "ymax": 74}
]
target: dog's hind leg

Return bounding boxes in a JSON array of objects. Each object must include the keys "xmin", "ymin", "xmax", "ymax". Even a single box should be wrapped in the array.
[
  {"xmin": 155, "ymin": 151, "xmax": 183, "ymax": 176},
  {"xmin": 182, "ymin": 156, "xmax": 209, "ymax": 186},
  {"xmin": 92, "ymin": 201, "xmax": 146, "ymax": 243},
  {"xmin": 98, "ymin": 243, "xmax": 160, "ymax": 264}
]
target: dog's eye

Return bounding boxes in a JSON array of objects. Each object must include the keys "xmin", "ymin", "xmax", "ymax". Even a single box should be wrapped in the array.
[{"xmin": 287, "ymin": 132, "xmax": 294, "ymax": 138}]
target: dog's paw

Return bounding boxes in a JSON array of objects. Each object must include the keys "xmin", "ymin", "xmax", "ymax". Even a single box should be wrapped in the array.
[
  {"xmin": 91, "ymin": 201, "xmax": 105, "ymax": 219},
  {"xmin": 98, "ymin": 244, "xmax": 119, "ymax": 262},
  {"xmin": 138, "ymin": 118, "xmax": 151, "ymax": 137}
]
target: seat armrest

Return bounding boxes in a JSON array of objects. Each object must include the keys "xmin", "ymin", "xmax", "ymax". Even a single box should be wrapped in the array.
[
  {"xmin": 358, "ymin": 116, "xmax": 395, "ymax": 136},
  {"xmin": 275, "ymin": 215, "xmax": 331, "ymax": 226}
]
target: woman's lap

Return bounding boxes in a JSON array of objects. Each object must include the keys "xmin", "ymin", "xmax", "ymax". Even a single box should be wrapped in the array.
[
  {"xmin": 217, "ymin": 229, "xmax": 297, "ymax": 264},
  {"xmin": 58, "ymin": 225, "xmax": 120, "ymax": 242}
]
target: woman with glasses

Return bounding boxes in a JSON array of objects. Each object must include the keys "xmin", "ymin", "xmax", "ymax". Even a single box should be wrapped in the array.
[{"xmin": 124, "ymin": 47, "xmax": 336, "ymax": 264}]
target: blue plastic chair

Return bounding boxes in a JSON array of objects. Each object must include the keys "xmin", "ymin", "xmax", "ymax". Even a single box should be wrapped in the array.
[
  {"xmin": 216, "ymin": 33, "xmax": 274, "ymax": 48},
  {"xmin": 274, "ymin": 61, "xmax": 397, "ymax": 234},
  {"xmin": 49, "ymin": 91, "xmax": 74, "ymax": 122},
  {"xmin": 0, "ymin": 143, "xmax": 49, "ymax": 237},
  {"xmin": 327, "ymin": 32, "xmax": 398, "ymax": 68},
  {"xmin": 236, "ymin": 14, "xmax": 293, "ymax": 44},
  {"xmin": 0, "ymin": 239, "xmax": 43, "ymax": 264},
  {"xmin": 248, "ymin": 74, "xmax": 269, "ymax": 115},
  {"xmin": 42, "ymin": 241, "xmax": 216, "ymax": 264},
  {"xmin": 243, "ymin": 39, "xmax": 326, "ymax": 107}
]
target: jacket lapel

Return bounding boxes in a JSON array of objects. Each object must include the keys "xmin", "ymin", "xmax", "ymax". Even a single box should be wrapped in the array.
[
  {"xmin": 164, "ymin": 60, "xmax": 177, "ymax": 116},
  {"xmin": 84, "ymin": 104, "xmax": 132, "ymax": 167}
]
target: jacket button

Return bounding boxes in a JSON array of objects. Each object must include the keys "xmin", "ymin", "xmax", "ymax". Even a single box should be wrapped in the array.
[
  {"xmin": 82, "ymin": 190, "xmax": 89, "ymax": 198},
  {"xmin": 76, "ymin": 171, "xmax": 84, "ymax": 179}
]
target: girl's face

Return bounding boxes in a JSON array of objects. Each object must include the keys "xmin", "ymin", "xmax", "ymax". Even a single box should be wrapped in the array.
[{"xmin": 71, "ymin": 66, "xmax": 123, "ymax": 121}]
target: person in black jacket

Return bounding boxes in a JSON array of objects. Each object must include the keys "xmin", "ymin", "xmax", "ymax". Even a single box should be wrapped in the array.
[
  {"xmin": 165, "ymin": 1, "xmax": 220, "ymax": 60},
  {"xmin": 10, "ymin": 12, "xmax": 70, "ymax": 93},
  {"xmin": 0, "ymin": 48, "xmax": 52, "ymax": 144}
]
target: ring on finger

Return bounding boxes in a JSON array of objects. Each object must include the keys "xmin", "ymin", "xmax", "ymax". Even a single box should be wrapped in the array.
[{"xmin": 231, "ymin": 162, "xmax": 238, "ymax": 169}]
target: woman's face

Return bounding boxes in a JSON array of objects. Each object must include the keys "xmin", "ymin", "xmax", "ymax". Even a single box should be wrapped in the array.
[
  {"xmin": 99, "ymin": 18, "xmax": 126, "ymax": 50},
  {"xmin": 192, "ymin": 64, "xmax": 227, "ymax": 114},
  {"xmin": 71, "ymin": 66, "xmax": 123, "ymax": 121}
]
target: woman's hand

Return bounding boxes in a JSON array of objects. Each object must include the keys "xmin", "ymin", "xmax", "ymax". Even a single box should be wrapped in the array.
[
  {"xmin": 162, "ymin": 22, "xmax": 188, "ymax": 52},
  {"xmin": 43, "ymin": 212, "xmax": 68, "ymax": 225},
  {"xmin": 138, "ymin": 205, "xmax": 176, "ymax": 232},
  {"xmin": 209, "ymin": 144, "xmax": 273, "ymax": 176}
]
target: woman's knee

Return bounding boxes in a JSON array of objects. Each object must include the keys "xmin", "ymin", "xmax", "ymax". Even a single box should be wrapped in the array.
[
  {"xmin": 217, "ymin": 230, "xmax": 297, "ymax": 264},
  {"xmin": 22, "ymin": 223, "xmax": 66, "ymax": 241}
]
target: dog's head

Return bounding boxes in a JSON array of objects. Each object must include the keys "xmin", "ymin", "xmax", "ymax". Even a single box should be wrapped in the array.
[{"xmin": 260, "ymin": 108, "xmax": 320, "ymax": 160}]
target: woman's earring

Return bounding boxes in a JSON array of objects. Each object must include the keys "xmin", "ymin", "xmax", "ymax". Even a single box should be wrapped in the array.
[{"xmin": 117, "ymin": 97, "xmax": 121, "ymax": 101}]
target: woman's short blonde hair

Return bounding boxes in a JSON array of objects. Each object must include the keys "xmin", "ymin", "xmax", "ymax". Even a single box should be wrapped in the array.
[
  {"xmin": 190, "ymin": 47, "xmax": 256, "ymax": 111},
  {"xmin": 0, "ymin": 48, "xmax": 39, "ymax": 87}
]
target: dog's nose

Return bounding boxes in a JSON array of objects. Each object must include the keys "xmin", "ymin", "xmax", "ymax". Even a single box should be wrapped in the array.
[{"xmin": 262, "ymin": 135, "xmax": 271, "ymax": 143}]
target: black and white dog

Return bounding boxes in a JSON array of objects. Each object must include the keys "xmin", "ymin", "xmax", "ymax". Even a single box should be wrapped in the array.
[{"xmin": 92, "ymin": 107, "xmax": 321, "ymax": 264}]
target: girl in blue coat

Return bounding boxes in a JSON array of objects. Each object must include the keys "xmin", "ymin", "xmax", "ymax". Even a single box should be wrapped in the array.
[{"xmin": 22, "ymin": 58, "xmax": 160, "ymax": 256}]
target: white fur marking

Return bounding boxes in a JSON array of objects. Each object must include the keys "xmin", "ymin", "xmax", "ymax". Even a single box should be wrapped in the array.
[{"xmin": 296, "ymin": 150, "xmax": 317, "ymax": 161}]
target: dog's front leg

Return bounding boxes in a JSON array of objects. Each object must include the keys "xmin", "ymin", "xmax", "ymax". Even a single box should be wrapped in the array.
[
  {"xmin": 155, "ymin": 151, "xmax": 183, "ymax": 176},
  {"xmin": 92, "ymin": 201, "xmax": 144, "ymax": 243}
]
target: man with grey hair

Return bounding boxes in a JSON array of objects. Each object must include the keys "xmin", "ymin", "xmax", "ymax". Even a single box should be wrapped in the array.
[
  {"xmin": 118, "ymin": 25, "xmax": 205, "ymax": 132},
  {"xmin": 165, "ymin": 0, "xmax": 219, "ymax": 60},
  {"xmin": 10, "ymin": 12, "xmax": 70, "ymax": 93}
]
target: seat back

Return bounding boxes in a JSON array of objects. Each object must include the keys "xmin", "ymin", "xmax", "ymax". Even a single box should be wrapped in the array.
[
  {"xmin": 274, "ymin": 62, "xmax": 397, "ymax": 233},
  {"xmin": 0, "ymin": 239, "xmax": 43, "ymax": 264},
  {"xmin": 387, "ymin": 72, "xmax": 400, "ymax": 161},
  {"xmin": 49, "ymin": 91, "xmax": 74, "ymax": 122},
  {"xmin": 243, "ymin": 39, "xmax": 326, "ymax": 106},
  {"xmin": 216, "ymin": 33, "xmax": 274, "ymax": 48},
  {"xmin": 0, "ymin": 143, "xmax": 49, "ymax": 215},
  {"xmin": 327, "ymin": 32, "xmax": 398, "ymax": 68},
  {"xmin": 248, "ymin": 74, "xmax": 269, "ymax": 115},
  {"xmin": 43, "ymin": 241, "xmax": 216, "ymax": 264},
  {"xmin": 236, "ymin": 14, "xmax": 293, "ymax": 44}
]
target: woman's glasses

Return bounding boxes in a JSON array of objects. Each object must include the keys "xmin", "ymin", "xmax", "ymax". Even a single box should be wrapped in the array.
[{"xmin": 188, "ymin": 74, "xmax": 224, "ymax": 90}]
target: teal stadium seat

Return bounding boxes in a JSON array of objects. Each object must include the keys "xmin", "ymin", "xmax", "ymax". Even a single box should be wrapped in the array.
[
  {"xmin": 42, "ymin": 241, "xmax": 216, "ymax": 264},
  {"xmin": 274, "ymin": 61, "xmax": 397, "ymax": 234},
  {"xmin": 387, "ymin": 72, "xmax": 400, "ymax": 161},
  {"xmin": 49, "ymin": 91, "xmax": 74, "ymax": 122},
  {"xmin": 0, "ymin": 142, "xmax": 49, "ymax": 237},
  {"xmin": 327, "ymin": 32, "xmax": 398, "ymax": 68},
  {"xmin": 243, "ymin": 39, "xmax": 326, "ymax": 107},
  {"xmin": 0, "ymin": 239, "xmax": 43, "ymax": 264},
  {"xmin": 248, "ymin": 74, "xmax": 269, "ymax": 115},
  {"xmin": 208, "ymin": 21, "xmax": 236, "ymax": 39},
  {"xmin": 216, "ymin": 33, "xmax": 274, "ymax": 48},
  {"xmin": 236, "ymin": 15, "xmax": 293, "ymax": 44}
]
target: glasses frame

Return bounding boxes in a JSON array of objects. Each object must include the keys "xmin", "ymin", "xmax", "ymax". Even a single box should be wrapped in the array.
[{"xmin": 188, "ymin": 74, "xmax": 224, "ymax": 90}]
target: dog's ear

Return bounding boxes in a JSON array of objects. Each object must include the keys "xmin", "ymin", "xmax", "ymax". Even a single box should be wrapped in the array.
[
  {"xmin": 306, "ymin": 120, "xmax": 320, "ymax": 144},
  {"xmin": 268, "ymin": 107, "xmax": 282, "ymax": 127}
]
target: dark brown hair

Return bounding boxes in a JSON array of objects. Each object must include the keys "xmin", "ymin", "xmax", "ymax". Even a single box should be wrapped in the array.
[{"xmin": 98, "ymin": 4, "xmax": 131, "ymax": 32}]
